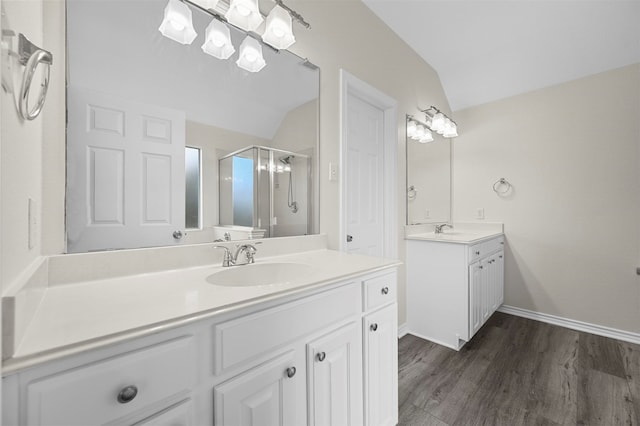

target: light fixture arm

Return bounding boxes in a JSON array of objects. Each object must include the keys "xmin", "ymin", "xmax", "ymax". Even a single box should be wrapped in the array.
[
  {"xmin": 420, "ymin": 105, "xmax": 457, "ymax": 126},
  {"xmin": 274, "ymin": 0, "xmax": 310, "ymax": 29}
]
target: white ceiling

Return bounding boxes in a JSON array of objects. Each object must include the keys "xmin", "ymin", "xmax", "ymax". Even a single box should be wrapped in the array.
[{"xmin": 362, "ymin": 0, "xmax": 640, "ymax": 111}]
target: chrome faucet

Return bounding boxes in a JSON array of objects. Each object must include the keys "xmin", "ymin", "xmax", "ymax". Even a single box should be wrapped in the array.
[
  {"xmin": 213, "ymin": 242, "xmax": 261, "ymax": 267},
  {"xmin": 434, "ymin": 224, "xmax": 453, "ymax": 234}
]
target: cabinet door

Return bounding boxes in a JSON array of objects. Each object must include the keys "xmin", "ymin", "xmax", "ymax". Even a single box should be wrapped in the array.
[
  {"xmin": 496, "ymin": 251, "xmax": 504, "ymax": 307},
  {"xmin": 307, "ymin": 322, "xmax": 363, "ymax": 426},
  {"xmin": 481, "ymin": 258, "xmax": 491, "ymax": 323},
  {"xmin": 469, "ymin": 262, "xmax": 482, "ymax": 337},
  {"xmin": 364, "ymin": 304, "xmax": 398, "ymax": 426},
  {"xmin": 214, "ymin": 351, "xmax": 300, "ymax": 426}
]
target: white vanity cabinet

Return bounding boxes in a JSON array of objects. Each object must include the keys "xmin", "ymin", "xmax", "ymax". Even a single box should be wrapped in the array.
[
  {"xmin": 407, "ymin": 235, "xmax": 504, "ymax": 350},
  {"xmin": 2, "ymin": 268, "xmax": 398, "ymax": 426}
]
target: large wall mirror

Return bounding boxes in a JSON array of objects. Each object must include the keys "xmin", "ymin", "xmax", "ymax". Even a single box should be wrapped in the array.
[
  {"xmin": 65, "ymin": 0, "xmax": 319, "ymax": 253},
  {"xmin": 406, "ymin": 117, "xmax": 451, "ymax": 225}
]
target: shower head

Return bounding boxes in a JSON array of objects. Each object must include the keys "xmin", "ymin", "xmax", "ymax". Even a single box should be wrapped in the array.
[{"xmin": 279, "ymin": 155, "xmax": 295, "ymax": 165}]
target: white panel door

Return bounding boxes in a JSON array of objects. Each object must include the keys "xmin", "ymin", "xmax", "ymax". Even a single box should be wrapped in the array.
[
  {"xmin": 345, "ymin": 93, "xmax": 384, "ymax": 256},
  {"xmin": 214, "ymin": 351, "xmax": 300, "ymax": 426},
  {"xmin": 307, "ymin": 322, "xmax": 363, "ymax": 426},
  {"xmin": 364, "ymin": 304, "xmax": 398, "ymax": 426},
  {"xmin": 66, "ymin": 87, "xmax": 185, "ymax": 252}
]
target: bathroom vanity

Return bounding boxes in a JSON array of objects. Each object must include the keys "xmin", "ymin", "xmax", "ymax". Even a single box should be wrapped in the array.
[
  {"xmin": 405, "ymin": 225, "xmax": 504, "ymax": 350},
  {"xmin": 1, "ymin": 243, "xmax": 399, "ymax": 426}
]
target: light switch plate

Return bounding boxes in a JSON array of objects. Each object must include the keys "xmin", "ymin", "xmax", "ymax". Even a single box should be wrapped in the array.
[
  {"xmin": 28, "ymin": 198, "xmax": 38, "ymax": 250},
  {"xmin": 328, "ymin": 162, "xmax": 338, "ymax": 182},
  {"xmin": 476, "ymin": 208, "xmax": 485, "ymax": 220}
]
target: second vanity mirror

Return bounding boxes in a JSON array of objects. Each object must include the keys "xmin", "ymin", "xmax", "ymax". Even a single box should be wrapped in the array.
[
  {"xmin": 65, "ymin": 0, "xmax": 319, "ymax": 253},
  {"xmin": 406, "ymin": 115, "xmax": 452, "ymax": 225}
]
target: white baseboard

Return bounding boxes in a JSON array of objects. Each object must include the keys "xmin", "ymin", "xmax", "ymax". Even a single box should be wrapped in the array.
[
  {"xmin": 398, "ymin": 323, "xmax": 408, "ymax": 338},
  {"xmin": 498, "ymin": 305, "xmax": 640, "ymax": 345}
]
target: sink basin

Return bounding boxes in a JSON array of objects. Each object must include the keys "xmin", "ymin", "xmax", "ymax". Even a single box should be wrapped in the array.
[{"xmin": 206, "ymin": 262, "xmax": 315, "ymax": 287}]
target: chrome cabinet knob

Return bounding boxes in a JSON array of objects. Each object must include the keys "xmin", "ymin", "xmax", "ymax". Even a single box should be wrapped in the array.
[
  {"xmin": 117, "ymin": 385, "xmax": 138, "ymax": 404},
  {"xmin": 381, "ymin": 287, "xmax": 389, "ymax": 295},
  {"xmin": 499, "ymin": 255, "xmax": 503, "ymax": 259},
  {"xmin": 479, "ymin": 265, "xmax": 484, "ymax": 269},
  {"xmin": 475, "ymin": 251, "xmax": 480, "ymax": 255},
  {"xmin": 316, "ymin": 352, "xmax": 326, "ymax": 362},
  {"xmin": 370, "ymin": 323, "xmax": 378, "ymax": 332},
  {"xmin": 172, "ymin": 230, "xmax": 183, "ymax": 240},
  {"xmin": 346, "ymin": 235, "xmax": 353, "ymax": 242},
  {"xmin": 286, "ymin": 367, "xmax": 296, "ymax": 378}
]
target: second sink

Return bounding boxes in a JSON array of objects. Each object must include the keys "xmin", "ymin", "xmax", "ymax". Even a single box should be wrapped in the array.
[{"xmin": 206, "ymin": 262, "xmax": 315, "ymax": 287}]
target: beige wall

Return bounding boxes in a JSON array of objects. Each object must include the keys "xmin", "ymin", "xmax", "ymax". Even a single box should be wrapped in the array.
[{"xmin": 453, "ymin": 64, "xmax": 640, "ymax": 333}]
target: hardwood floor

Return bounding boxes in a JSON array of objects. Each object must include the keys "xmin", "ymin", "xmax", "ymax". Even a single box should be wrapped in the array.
[{"xmin": 398, "ymin": 312, "xmax": 640, "ymax": 426}]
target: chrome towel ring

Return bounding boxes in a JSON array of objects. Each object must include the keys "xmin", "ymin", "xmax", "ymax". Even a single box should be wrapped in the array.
[
  {"xmin": 17, "ymin": 33, "xmax": 53, "ymax": 121},
  {"xmin": 493, "ymin": 178, "xmax": 512, "ymax": 195}
]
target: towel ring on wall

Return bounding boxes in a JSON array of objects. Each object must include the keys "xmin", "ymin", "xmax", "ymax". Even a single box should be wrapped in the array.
[
  {"xmin": 407, "ymin": 185, "xmax": 417, "ymax": 200},
  {"xmin": 17, "ymin": 33, "xmax": 53, "ymax": 121},
  {"xmin": 492, "ymin": 178, "xmax": 512, "ymax": 195}
]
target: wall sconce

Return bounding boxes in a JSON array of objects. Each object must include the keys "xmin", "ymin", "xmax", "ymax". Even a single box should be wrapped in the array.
[
  {"xmin": 201, "ymin": 19, "xmax": 235, "ymax": 59},
  {"xmin": 158, "ymin": 0, "xmax": 198, "ymax": 45},
  {"xmin": 236, "ymin": 36, "xmax": 266, "ymax": 72},
  {"xmin": 159, "ymin": 0, "xmax": 309, "ymax": 73},
  {"xmin": 406, "ymin": 115, "xmax": 434, "ymax": 143},
  {"xmin": 421, "ymin": 106, "xmax": 458, "ymax": 138}
]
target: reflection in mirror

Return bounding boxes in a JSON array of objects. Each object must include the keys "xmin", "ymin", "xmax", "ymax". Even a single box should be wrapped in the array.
[
  {"xmin": 406, "ymin": 115, "xmax": 451, "ymax": 225},
  {"xmin": 65, "ymin": 0, "xmax": 319, "ymax": 253}
]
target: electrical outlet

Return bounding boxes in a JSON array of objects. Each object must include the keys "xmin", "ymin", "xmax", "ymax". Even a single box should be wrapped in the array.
[
  {"xmin": 424, "ymin": 209, "xmax": 431, "ymax": 219},
  {"xmin": 476, "ymin": 208, "xmax": 485, "ymax": 220},
  {"xmin": 328, "ymin": 162, "xmax": 338, "ymax": 182}
]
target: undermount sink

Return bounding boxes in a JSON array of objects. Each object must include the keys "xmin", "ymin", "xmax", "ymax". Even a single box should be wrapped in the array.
[{"xmin": 206, "ymin": 262, "xmax": 315, "ymax": 287}]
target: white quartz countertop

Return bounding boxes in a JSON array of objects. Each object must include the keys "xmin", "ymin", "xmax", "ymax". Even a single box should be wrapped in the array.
[
  {"xmin": 405, "ymin": 230, "xmax": 503, "ymax": 244},
  {"xmin": 5, "ymin": 249, "xmax": 400, "ymax": 372}
]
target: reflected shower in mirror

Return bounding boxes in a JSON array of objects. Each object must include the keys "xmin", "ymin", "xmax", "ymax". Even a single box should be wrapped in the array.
[
  {"xmin": 406, "ymin": 115, "xmax": 452, "ymax": 225},
  {"xmin": 65, "ymin": 0, "xmax": 319, "ymax": 253}
]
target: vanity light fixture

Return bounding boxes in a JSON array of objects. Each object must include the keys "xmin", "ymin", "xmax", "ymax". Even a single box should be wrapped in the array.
[
  {"xmin": 406, "ymin": 115, "xmax": 434, "ymax": 144},
  {"xmin": 192, "ymin": 0, "xmax": 219, "ymax": 10},
  {"xmin": 159, "ymin": 0, "xmax": 198, "ymax": 45},
  {"xmin": 421, "ymin": 106, "xmax": 459, "ymax": 138},
  {"xmin": 201, "ymin": 19, "xmax": 235, "ymax": 59},
  {"xmin": 236, "ymin": 36, "xmax": 266, "ymax": 72},
  {"xmin": 262, "ymin": 5, "xmax": 296, "ymax": 49},
  {"xmin": 225, "ymin": 0, "xmax": 264, "ymax": 32}
]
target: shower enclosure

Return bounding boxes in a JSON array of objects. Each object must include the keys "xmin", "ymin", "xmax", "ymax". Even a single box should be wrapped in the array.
[{"xmin": 219, "ymin": 146, "xmax": 311, "ymax": 238}]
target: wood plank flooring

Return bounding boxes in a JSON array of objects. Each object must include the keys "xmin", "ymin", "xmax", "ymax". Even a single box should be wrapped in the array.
[{"xmin": 398, "ymin": 312, "xmax": 640, "ymax": 426}]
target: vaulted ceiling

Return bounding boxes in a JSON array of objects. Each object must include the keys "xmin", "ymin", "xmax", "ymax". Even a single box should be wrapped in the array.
[{"xmin": 362, "ymin": 0, "xmax": 640, "ymax": 111}]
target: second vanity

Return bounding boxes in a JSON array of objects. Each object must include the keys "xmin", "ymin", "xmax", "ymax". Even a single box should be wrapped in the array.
[
  {"xmin": 405, "ymin": 223, "xmax": 504, "ymax": 350},
  {"xmin": 1, "ymin": 236, "xmax": 400, "ymax": 426}
]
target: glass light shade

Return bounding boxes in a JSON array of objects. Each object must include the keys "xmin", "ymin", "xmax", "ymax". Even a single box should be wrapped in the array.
[
  {"xmin": 406, "ymin": 120, "xmax": 417, "ymax": 138},
  {"xmin": 158, "ymin": 0, "xmax": 197, "ymax": 45},
  {"xmin": 236, "ymin": 36, "xmax": 266, "ymax": 72},
  {"xmin": 431, "ymin": 112, "xmax": 445, "ymax": 133},
  {"xmin": 262, "ymin": 5, "xmax": 295, "ymax": 49},
  {"xmin": 443, "ymin": 123, "xmax": 458, "ymax": 138},
  {"xmin": 202, "ymin": 19, "xmax": 235, "ymax": 59},
  {"xmin": 194, "ymin": 0, "xmax": 219, "ymax": 10},
  {"xmin": 414, "ymin": 124, "xmax": 426, "ymax": 140},
  {"xmin": 419, "ymin": 130, "xmax": 434, "ymax": 143},
  {"xmin": 225, "ymin": 0, "xmax": 264, "ymax": 31}
]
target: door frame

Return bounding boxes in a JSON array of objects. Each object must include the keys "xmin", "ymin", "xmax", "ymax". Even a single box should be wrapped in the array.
[{"xmin": 339, "ymin": 70, "xmax": 398, "ymax": 258}]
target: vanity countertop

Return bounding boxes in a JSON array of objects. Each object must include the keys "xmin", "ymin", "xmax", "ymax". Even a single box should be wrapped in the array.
[
  {"xmin": 405, "ymin": 230, "xmax": 503, "ymax": 244},
  {"xmin": 3, "ymin": 249, "xmax": 400, "ymax": 373}
]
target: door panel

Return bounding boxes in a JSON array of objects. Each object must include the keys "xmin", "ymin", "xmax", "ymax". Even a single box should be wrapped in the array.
[{"xmin": 67, "ymin": 87, "xmax": 185, "ymax": 252}]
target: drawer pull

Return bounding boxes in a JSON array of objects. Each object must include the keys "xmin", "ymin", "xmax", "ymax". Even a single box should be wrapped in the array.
[
  {"xmin": 381, "ymin": 287, "xmax": 389, "ymax": 295},
  {"xmin": 286, "ymin": 367, "xmax": 296, "ymax": 378},
  {"xmin": 499, "ymin": 255, "xmax": 503, "ymax": 259},
  {"xmin": 116, "ymin": 385, "xmax": 138, "ymax": 404},
  {"xmin": 370, "ymin": 323, "xmax": 378, "ymax": 332},
  {"xmin": 500, "ymin": 241, "xmax": 504, "ymax": 245},
  {"xmin": 316, "ymin": 352, "xmax": 326, "ymax": 362},
  {"xmin": 475, "ymin": 251, "xmax": 480, "ymax": 255},
  {"xmin": 479, "ymin": 265, "xmax": 484, "ymax": 269}
]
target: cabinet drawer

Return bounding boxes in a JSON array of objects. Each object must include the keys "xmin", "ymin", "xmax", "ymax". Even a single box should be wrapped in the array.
[
  {"xmin": 363, "ymin": 272, "xmax": 397, "ymax": 311},
  {"xmin": 25, "ymin": 336, "xmax": 196, "ymax": 426},
  {"xmin": 213, "ymin": 282, "xmax": 361, "ymax": 375},
  {"xmin": 468, "ymin": 236, "xmax": 504, "ymax": 263}
]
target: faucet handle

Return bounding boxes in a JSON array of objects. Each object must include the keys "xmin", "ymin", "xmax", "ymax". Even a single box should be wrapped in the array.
[{"xmin": 213, "ymin": 245, "xmax": 233, "ymax": 267}]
